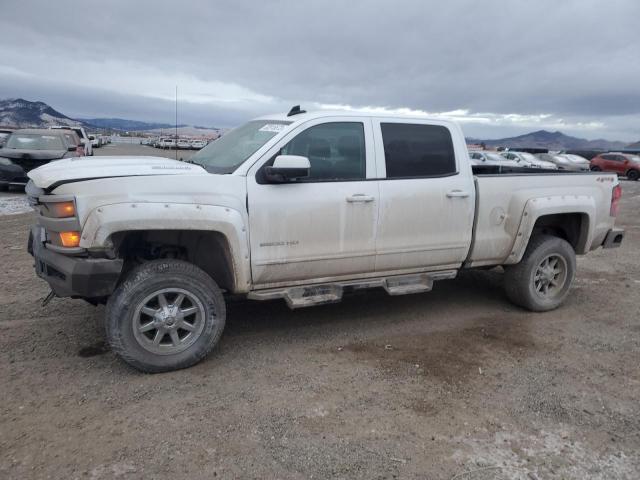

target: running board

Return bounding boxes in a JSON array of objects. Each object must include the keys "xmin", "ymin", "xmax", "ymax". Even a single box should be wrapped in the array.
[{"xmin": 247, "ymin": 271, "xmax": 457, "ymax": 309}]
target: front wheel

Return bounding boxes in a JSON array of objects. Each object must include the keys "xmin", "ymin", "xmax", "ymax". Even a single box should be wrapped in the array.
[
  {"xmin": 106, "ymin": 259, "xmax": 226, "ymax": 373},
  {"xmin": 504, "ymin": 235, "xmax": 576, "ymax": 312},
  {"xmin": 590, "ymin": 166, "xmax": 601, "ymax": 171},
  {"xmin": 627, "ymin": 169, "xmax": 639, "ymax": 181}
]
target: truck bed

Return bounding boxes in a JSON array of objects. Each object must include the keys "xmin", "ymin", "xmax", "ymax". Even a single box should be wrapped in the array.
[{"xmin": 468, "ymin": 169, "xmax": 616, "ymax": 267}]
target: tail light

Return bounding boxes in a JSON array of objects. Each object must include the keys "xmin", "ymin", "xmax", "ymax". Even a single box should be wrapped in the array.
[{"xmin": 610, "ymin": 184, "xmax": 622, "ymax": 217}]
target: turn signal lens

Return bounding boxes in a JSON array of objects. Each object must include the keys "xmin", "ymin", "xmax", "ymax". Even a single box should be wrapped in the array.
[
  {"xmin": 59, "ymin": 231, "xmax": 81, "ymax": 248},
  {"xmin": 50, "ymin": 201, "xmax": 76, "ymax": 218}
]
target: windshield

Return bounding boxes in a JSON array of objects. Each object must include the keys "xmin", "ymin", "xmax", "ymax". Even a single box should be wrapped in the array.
[
  {"xmin": 519, "ymin": 152, "xmax": 538, "ymax": 162},
  {"xmin": 190, "ymin": 120, "xmax": 291, "ymax": 173},
  {"xmin": 486, "ymin": 153, "xmax": 507, "ymax": 162},
  {"xmin": 6, "ymin": 133, "xmax": 64, "ymax": 150}
]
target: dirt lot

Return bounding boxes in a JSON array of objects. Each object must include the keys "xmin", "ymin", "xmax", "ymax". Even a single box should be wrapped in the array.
[
  {"xmin": 97, "ymin": 141, "xmax": 199, "ymax": 162},
  {"xmin": 1, "ymin": 160, "xmax": 639, "ymax": 479}
]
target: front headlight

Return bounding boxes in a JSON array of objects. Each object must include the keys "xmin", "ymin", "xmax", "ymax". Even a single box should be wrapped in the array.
[
  {"xmin": 40, "ymin": 200, "xmax": 76, "ymax": 218},
  {"xmin": 0, "ymin": 157, "xmax": 13, "ymax": 166}
]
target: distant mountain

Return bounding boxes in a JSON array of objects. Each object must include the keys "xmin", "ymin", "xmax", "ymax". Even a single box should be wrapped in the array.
[
  {"xmin": 626, "ymin": 140, "xmax": 640, "ymax": 149},
  {"xmin": 80, "ymin": 118, "xmax": 189, "ymax": 131},
  {"xmin": 468, "ymin": 130, "xmax": 627, "ymax": 151},
  {"xmin": 0, "ymin": 98, "xmax": 220, "ymax": 133},
  {"xmin": 0, "ymin": 98, "xmax": 81, "ymax": 128}
]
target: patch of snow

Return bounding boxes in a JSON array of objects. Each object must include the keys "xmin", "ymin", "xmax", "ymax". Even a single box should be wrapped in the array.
[
  {"xmin": 451, "ymin": 429, "xmax": 637, "ymax": 480},
  {"xmin": 0, "ymin": 195, "xmax": 33, "ymax": 216}
]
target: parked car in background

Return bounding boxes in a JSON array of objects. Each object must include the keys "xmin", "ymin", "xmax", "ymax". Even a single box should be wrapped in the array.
[
  {"xmin": 536, "ymin": 153, "xmax": 589, "ymax": 171},
  {"xmin": 59, "ymin": 130, "xmax": 85, "ymax": 156},
  {"xmin": 501, "ymin": 151, "xmax": 557, "ymax": 169},
  {"xmin": 0, "ymin": 128, "xmax": 13, "ymax": 146},
  {"xmin": 561, "ymin": 154, "xmax": 591, "ymax": 170},
  {"xmin": 469, "ymin": 151, "xmax": 521, "ymax": 167},
  {"xmin": 190, "ymin": 139, "xmax": 206, "ymax": 150},
  {"xmin": 0, "ymin": 128, "xmax": 81, "ymax": 189},
  {"xmin": 160, "ymin": 138, "xmax": 176, "ymax": 149},
  {"xmin": 177, "ymin": 139, "xmax": 191, "ymax": 149},
  {"xmin": 565, "ymin": 149, "xmax": 603, "ymax": 161},
  {"xmin": 89, "ymin": 135, "xmax": 101, "ymax": 148},
  {"xmin": 590, "ymin": 152, "xmax": 640, "ymax": 180},
  {"xmin": 50, "ymin": 125, "xmax": 93, "ymax": 156}
]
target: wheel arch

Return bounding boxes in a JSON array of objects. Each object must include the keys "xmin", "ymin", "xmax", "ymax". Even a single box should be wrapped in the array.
[
  {"xmin": 81, "ymin": 202, "xmax": 251, "ymax": 292},
  {"xmin": 111, "ymin": 229, "xmax": 238, "ymax": 293},
  {"xmin": 505, "ymin": 196, "xmax": 595, "ymax": 264},
  {"xmin": 530, "ymin": 212, "xmax": 590, "ymax": 253}
]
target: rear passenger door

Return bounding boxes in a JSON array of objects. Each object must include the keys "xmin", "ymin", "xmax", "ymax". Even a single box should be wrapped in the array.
[
  {"xmin": 372, "ymin": 119, "xmax": 475, "ymax": 272},
  {"xmin": 600, "ymin": 154, "xmax": 623, "ymax": 173}
]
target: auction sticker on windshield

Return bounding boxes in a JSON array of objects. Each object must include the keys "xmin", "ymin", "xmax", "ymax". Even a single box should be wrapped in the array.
[{"xmin": 259, "ymin": 124, "xmax": 287, "ymax": 133}]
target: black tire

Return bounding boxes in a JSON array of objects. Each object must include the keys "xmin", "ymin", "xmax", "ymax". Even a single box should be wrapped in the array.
[
  {"xmin": 504, "ymin": 235, "xmax": 576, "ymax": 312},
  {"xmin": 106, "ymin": 259, "xmax": 226, "ymax": 373},
  {"xmin": 590, "ymin": 166, "xmax": 601, "ymax": 171},
  {"xmin": 627, "ymin": 169, "xmax": 639, "ymax": 181}
]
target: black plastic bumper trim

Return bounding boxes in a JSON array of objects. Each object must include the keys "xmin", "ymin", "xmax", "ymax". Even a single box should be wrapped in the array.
[{"xmin": 29, "ymin": 226, "xmax": 123, "ymax": 298}]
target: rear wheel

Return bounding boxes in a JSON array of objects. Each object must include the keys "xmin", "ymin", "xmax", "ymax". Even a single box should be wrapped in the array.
[
  {"xmin": 627, "ymin": 169, "xmax": 639, "ymax": 181},
  {"xmin": 504, "ymin": 235, "xmax": 576, "ymax": 312},
  {"xmin": 106, "ymin": 259, "xmax": 226, "ymax": 373}
]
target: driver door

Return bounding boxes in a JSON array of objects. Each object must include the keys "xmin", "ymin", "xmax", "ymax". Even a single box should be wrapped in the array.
[{"xmin": 246, "ymin": 118, "xmax": 379, "ymax": 287}]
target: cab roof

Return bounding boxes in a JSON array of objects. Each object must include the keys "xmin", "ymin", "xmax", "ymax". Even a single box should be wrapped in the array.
[{"xmin": 255, "ymin": 109, "xmax": 458, "ymax": 127}]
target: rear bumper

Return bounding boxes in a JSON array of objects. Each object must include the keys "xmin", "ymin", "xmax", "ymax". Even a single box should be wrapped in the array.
[
  {"xmin": 602, "ymin": 228, "xmax": 625, "ymax": 249},
  {"xmin": 29, "ymin": 225, "xmax": 123, "ymax": 298}
]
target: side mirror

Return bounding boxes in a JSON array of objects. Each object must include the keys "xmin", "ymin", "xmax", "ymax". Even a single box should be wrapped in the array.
[{"xmin": 265, "ymin": 155, "xmax": 310, "ymax": 183}]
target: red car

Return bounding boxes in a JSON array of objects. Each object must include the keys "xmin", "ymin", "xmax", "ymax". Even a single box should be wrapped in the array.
[{"xmin": 590, "ymin": 152, "xmax": 640, "ymax": 181}]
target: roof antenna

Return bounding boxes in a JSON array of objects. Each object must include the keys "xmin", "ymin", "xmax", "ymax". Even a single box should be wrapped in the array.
[
  {"xmin": 287, "ymin": 105, "xmax": 306, "ymax": 117},
  {"xmin": 175, "ymin": 85, "xmax": 178, "ymax": 161}
]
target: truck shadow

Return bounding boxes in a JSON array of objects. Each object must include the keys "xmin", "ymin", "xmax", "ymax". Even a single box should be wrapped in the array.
[{"xmin": 224, "ymin": 268, "xmax": 511, "ymax": 337}]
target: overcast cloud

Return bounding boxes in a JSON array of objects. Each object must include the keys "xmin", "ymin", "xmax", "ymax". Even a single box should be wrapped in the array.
[{"xmin": 1, "ymin": 0, "xmax": 639, "ymax": 140}]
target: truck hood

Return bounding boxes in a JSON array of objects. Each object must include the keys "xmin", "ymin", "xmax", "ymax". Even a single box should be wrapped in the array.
[{"xmin": 27, "ymin": 155, "xmax": 207, "ymax": 189}]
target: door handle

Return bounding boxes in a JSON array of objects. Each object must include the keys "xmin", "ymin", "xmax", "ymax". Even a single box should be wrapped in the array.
[
  {"xmin": 446, "ymin": 190, "xmax": 470, "ymax": 198},
  {"xmin": 346, "ymin": 194, "xmax": 375, "ymax": 203}
]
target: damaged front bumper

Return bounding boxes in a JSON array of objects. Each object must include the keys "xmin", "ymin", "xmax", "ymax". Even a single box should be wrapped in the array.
[{"xmin": 28, "ymin": 225, "xmax": 123, "ymax": 299}]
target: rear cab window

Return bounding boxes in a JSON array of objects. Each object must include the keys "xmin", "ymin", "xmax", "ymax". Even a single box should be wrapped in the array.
[{"xmin": 379, "ymin": 122, "xmax": 457, "ymax": 178}]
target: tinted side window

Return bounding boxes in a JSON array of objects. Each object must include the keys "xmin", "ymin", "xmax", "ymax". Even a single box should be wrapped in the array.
[
  {"xmin": 601, "ymin": 154, "xmax": 614, "ymax": 161},
  {"xmin": 280, "ymin": 122, "xmax": 365, "ymax": 180},
  {"xmin": 381, "ymin": 123, "xmax": 455, "ymax": 178}
]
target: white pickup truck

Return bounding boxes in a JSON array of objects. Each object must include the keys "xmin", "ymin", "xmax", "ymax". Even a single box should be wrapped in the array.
[{"xmin": 26, "ymin": 108, "xmax": 625, "ymax": 372}]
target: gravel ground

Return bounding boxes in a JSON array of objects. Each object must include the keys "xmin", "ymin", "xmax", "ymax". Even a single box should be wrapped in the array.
[{"xmin": 1, "ymin": 161, "xmax": 638, "ymax": 479}]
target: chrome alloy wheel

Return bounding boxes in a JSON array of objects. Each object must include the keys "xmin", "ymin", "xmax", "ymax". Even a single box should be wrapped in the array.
[
  {"xmin": 132, "ymin": 288, "xmax": 206, "ymax": 355},
  {"xmin": 533, "ymin": 254, "xmax": 567, "ymax": 298}
]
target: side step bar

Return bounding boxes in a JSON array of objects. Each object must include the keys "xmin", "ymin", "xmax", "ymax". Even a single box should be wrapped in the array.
[{"xmin": 247, "ymin": 270, "xmax": 457, "ymax": 309}]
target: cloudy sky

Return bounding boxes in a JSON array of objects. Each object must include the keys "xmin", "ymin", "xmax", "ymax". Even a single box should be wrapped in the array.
[{"xmin": 1, "ymin": 0, "xmax": 639, "ymax": 141}]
